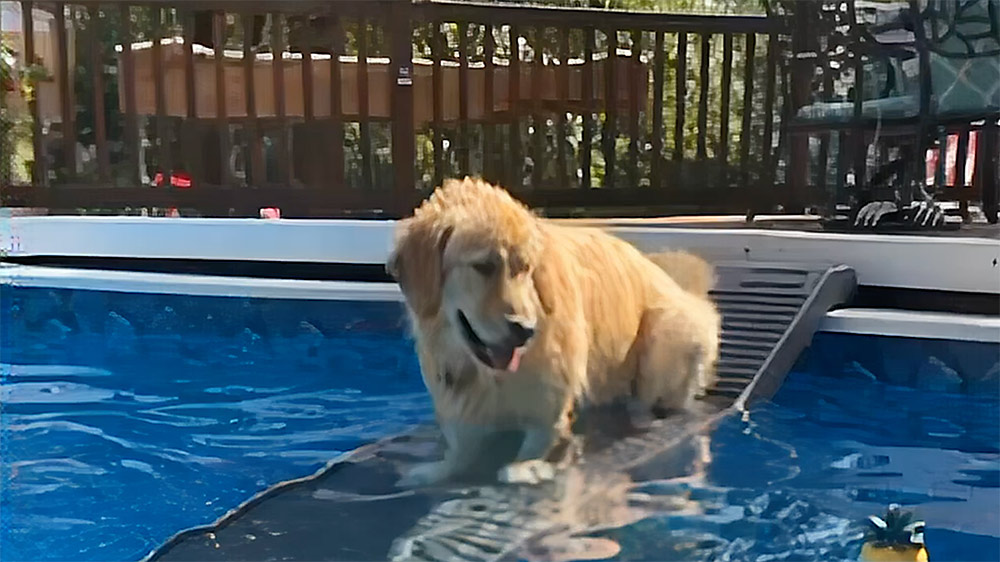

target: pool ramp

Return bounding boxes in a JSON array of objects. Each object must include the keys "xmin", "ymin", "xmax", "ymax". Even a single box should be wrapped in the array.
[{"xmin": 145, "ymin": 261, "xmax": 856, "ymax": 562}]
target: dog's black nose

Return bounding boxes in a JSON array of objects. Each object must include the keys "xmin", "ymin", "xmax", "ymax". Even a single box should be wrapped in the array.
[{"xmin": 506, "ymin": 317, "xmax": 535, "ymax": 346}]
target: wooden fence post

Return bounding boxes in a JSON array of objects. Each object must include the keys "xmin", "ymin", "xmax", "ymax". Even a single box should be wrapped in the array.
[
  {"xmin": 787, "ymin": 5, "xmax": 813, "ymax": 213},
  {"xmin": 391, "ymin": 0, "xmax": 416, "ymax": 217}
]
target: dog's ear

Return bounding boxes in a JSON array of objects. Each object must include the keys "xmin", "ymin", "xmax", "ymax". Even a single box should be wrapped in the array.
[
  {"xmin": 387, "ymin": 219, "xmax": 453, "ymax": 318},
  {"xmin": 531, "ymin": 257, "xmax": 557, "ymax": 315}
]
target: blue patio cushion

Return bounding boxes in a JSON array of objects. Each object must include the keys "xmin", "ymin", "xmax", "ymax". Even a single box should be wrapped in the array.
[
  {"xmin": 924, "ymin": 0, "xmax": 1000, "ymax": 115},
  {"xmin": 795, "ymin": 95, "xmax": 920, "ymax": 123},
  {"xmin": 930, "ymin": 51, "xmax": 1000, "ymax": 115},
  {"xmin": 797, "ymin": 0, "xmax": 999, "ymax": 124}
]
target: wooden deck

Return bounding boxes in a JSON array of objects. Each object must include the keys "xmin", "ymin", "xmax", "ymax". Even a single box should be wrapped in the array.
[{"xmin": 557, "ymin": 214, "xmax": 1000, "ymax": 239}]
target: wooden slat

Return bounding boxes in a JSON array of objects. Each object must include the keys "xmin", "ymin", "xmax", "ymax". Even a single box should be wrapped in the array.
[
  {"xmin": 846, "ymin": 0, "xmax": 865, "ymax": 194},
  {"xmin": 214, "ymin": 11, "xmax": 232, "ymax": 185},
  {"xmin": 877, "ymin": 144, "xmax": 889, "ymax": 181},
  {"xmin": 329, "ymin": 16, "xmax": 345, "ymax": 188},
  {"xmin": 628, "ymin": 28, "xmax": 641, "ymax": 189},
  {"xmin": 87, "ymin": 6, "xmax": 110, "ymax": 183},
  {"xmin": 0, "ymin": 185, "xmax": 421, "ymax": 217},
  {"xmin": 557, "ymin": 26, "xmax": 570, "ymax": 189},
  {"xmin": 152, "ymin": 7, "xmax": 172, "ymax": 180},
  {"xmin": 934, "ymin": 129, "xmax": 947, "ymax": 190},
  {"xmin": 458, "ymin": 21, "xmax": 471, "ymax": 175},
  {"xmin": 182, "ymin": 12, "xmax": 197, "ymax": 119},
  {"xmin": 955, "ymin": 129, "xmax": 970, "ymax": 188},
  {"xmin": 390, "ymin": 0, "xmax": 416, "ymax": 212},
  {"xmin": 509, "ymin": 24, "xmax": 522, "ymax": 190},
  {"xmin": 271, "ymin": 12, "xmax": 291, "ymax": 186},
  {"xmin": 673, "ymin": 31, "xmax": 687, "ymax": 162},
  {"xmin": 21, "ymin": 1, "xmax": 45, "ymax": 185},
  {"xmin": 300, "ymin": 29, "xmax": 319, "ymax": 188},
  {"xmin": 413, "ymin": 2, "xmax": 779, "ymax": 35},
  {"xmin": 718, "ymin": 33, "xmax": 733, "ymax": 173},
  {"xmin": 955, "ymin": 130, "xmax": 970, "ymax": 219},
  {"xmin": 978, "ymin": 123, "xmax": 999, "ymax": 222},
  {"xmin": 357, "ymin": 17, "xmax": 373, "ymax": 190},
  {"xmin": 1, "ymin": 184, "xmax": 778, "ymax": 218},
  {"xmin": 816, "ymin": 130, "xmax": 830, "ymax": 195},
  {"xmin": 432, "ymin": 21, "xmax": 444, "ymax": 188},
  {"xmin": 718, "ymin": 32, "xmax": 733, "ymax": 185},
  {"xmin": 119, "ymin": 4, "xmax": 140, "ymax": 186},
  {"xmin": 54, "ymin": 3, "xmax": 76, "ymax": 179},
  {"xmin": 243, "ymin": 12, "xmax": 265, "ymax": 186},
  {"xmin": 696, "ymin": 32, "xmax": 710, "ymax": 160},
  {"xmin": 651, "ymin": 30, "xmax": 665, "ymax": 189},
  {"xmin": 581, "ymin": 26, "xmax": 595, "ymax": 189},
  {"xmin": 835, "ymin": 130, "xmax": 847, "ymax": 203},
  {"xmin": 531, "ymin": 26, "xmax": 545, "ymax": 190},
  {"xmin": 301, "ymin": 45, "xmax": 315, "ymax": 122},
  {"xmin": 739, "ymin": 32, "xmax": 755, "ymax": 185},
  {"xmin": 483, "ymin": 23, "xmax": 496, "ymax": 182},
  {"xmin": 816, "ymin": 59, "xmax": 833, "ymax": 195},
  {"xmin": 603, "ymin": 28, "xmax": 617, "ymax": 188},
  {"xmin": 785, "ymin": 8, "xmax": 811, "ymax": 213},
  {"xmin": 850, "ymin": 31, "xmax": 865, "ymax": 192},
  {"xmin": 180, "ymin": 10, "xmax": 202, "ymax": 186}
]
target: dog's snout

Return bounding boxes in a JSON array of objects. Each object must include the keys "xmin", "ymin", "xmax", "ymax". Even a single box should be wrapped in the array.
[{"xmin": 505, "ymin": 315, "xmax": 536, "ymax": 346}]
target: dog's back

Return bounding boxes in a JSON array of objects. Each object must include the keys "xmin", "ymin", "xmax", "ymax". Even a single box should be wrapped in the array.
[{"xmin": 645, "ymin": 250, "xmax": 715, "ymax": 299}]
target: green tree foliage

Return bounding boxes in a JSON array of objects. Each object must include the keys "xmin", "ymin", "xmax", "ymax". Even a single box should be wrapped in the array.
[{"xmin": 1, "ymin": 37, "xmax": 46, "ymax": 186}]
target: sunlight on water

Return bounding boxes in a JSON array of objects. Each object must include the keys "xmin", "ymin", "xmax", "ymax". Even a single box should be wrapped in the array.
[
  {"xmin": 590, "ymin": 334, "xmax": 999, "ymax": 562},
  {"xmin": 0, "ymin": 287, "xmax": 432, "ymax": 562},
  {"xmin": 1, "ymin": 286, "xmax": 997, "ymax": 562}
]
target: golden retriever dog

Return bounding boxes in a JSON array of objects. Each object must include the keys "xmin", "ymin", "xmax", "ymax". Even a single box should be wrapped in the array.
[{"xmin": 387, "ymin": 177, "xmax": 720, "ymax": 487}]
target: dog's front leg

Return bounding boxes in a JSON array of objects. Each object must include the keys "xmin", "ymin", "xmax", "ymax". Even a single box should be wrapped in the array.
[
  {"xmin": 397, "ymin": 421, "xmax": 488, "ymax": 488},
  {"xmin": 497, "ymin": 426, "xmax": 559, "ymax": 485},
  {"xmin": 498, "ymin": 358, "xmax": 583, "ymax": 486},
  {"xmin": 497, "ymin": 399, "xmax": 579, "ymax": 486}
]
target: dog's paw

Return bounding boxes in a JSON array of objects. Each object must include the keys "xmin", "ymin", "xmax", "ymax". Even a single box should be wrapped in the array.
[
  {"xmin": 497, "ymin": 459, "xmax": 555, "ymax": 485},
  {"xmin": 396, "ymin": 461, "xmax": 451, "ymax": 489}
]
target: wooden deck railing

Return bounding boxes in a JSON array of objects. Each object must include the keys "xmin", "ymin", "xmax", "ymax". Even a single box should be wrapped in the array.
[{"xmin": 0, "ymin": 0, "xmax": 787, "ymax": 218}]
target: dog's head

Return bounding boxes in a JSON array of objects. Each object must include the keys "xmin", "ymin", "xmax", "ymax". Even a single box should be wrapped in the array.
[{"xmin": 387, "ymin": 178, "xmax": 553, "ymax": 372}]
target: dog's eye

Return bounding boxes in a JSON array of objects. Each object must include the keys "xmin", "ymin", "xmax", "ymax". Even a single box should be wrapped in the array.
[
  {"xmin": 473, "ymin": 261, "xmax": 497, "ymax": 276},
  {"xmin": 508, "ymin": 253, "xmax": 528, "ymax": 276}
]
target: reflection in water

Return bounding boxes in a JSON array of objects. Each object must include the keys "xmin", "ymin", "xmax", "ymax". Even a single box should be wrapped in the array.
[
  {"xmin": 388, "ymin": 406, "xmax": 726, "ymax": 561},
  {"xmin": 3, "ymin": 286, "xmax": 997, "ymax": 562},
  {"xmin": 390, "ymin": 361, "xmax": 999, "ymax": 562}
]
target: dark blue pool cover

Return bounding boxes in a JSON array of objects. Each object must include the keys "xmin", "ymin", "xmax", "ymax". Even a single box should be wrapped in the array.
[{"xmin": 145, "ymin": 262, "xmax": 857, "ymax": 562}]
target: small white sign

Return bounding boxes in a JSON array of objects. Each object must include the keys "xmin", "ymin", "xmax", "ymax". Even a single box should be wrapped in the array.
[{"xmin": 397, "ymin": 66, "xmax": 412, "ymax": 86}]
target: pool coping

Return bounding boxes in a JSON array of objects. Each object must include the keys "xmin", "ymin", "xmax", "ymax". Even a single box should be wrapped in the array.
[
  {"xmin": 0, "ymin": 263, "xmax": 403, "ymax": 301},
  {"xmin": 3, "ymin": 216, "xmax": 998, "ymax": 295},
  {"xmin": 4, "ymin": 264, "xmax": 998, "ymax": 343},
  {"xmin": 821, "ymin": 308, "xmax": 1000, "ymax": 343}
]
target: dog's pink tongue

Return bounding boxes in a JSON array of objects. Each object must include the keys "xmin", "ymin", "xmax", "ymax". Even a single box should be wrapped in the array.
[{"xmin": 504, "ymin": 347, "xmax": 525, "ymax": 372}]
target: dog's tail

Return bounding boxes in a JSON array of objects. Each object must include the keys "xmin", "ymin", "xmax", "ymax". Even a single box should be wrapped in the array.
[{"xmin": 647, "ymin": 250, "xmax": 715, "ymax": 299}]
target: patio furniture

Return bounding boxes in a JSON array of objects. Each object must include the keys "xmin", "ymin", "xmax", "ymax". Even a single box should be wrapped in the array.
[{"xmin": 787, "ymin": 0, "xmax": 999, "ymax": 229}]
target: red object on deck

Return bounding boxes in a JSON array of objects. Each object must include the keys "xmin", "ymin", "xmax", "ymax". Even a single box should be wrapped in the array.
[
  {"xmin": 153, "ymin": 171, "xmax": 193, "ymax": 188},
  {"xmin": 259, "ymin": 207, "xmax": 281, "ymax": 219},
  {"xmin": 926, "ymin": 131, "xmax": 978, "ymax": 187}
]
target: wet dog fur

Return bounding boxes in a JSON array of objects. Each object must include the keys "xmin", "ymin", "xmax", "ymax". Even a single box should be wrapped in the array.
[{"xmin": 387, "ymin": 177, "xmax": 720, "ymax": 487}]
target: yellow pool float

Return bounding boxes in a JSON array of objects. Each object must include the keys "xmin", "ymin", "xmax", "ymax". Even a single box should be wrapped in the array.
[{"xmin": 860, "ymin": 504, "xmax": 928, "ymax": 562}]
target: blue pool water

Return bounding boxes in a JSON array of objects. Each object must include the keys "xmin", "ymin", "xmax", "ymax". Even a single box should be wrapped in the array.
[
  {"xmin": 600, "ymin": 332, "xmax": 1000, "ymax": 561},
  {"xmin": 0, "ymin": 286, "xmax": 431, "ymax": 562},
  {"xmin": 1, "ymin": 285, "xmax": 998, "ymax": 562}
]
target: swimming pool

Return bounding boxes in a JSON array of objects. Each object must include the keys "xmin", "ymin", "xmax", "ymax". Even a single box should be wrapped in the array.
[
  {"xmin": 0, "ymin": 285, "xmax": 430, "ymax": 562},
  {"xmin": 1, "ymin": 283, "xmax": 997, "ymax": 561},
  {"xmin": 597, "ymin": 332, "xmax": 999, "ymax": 562}
]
